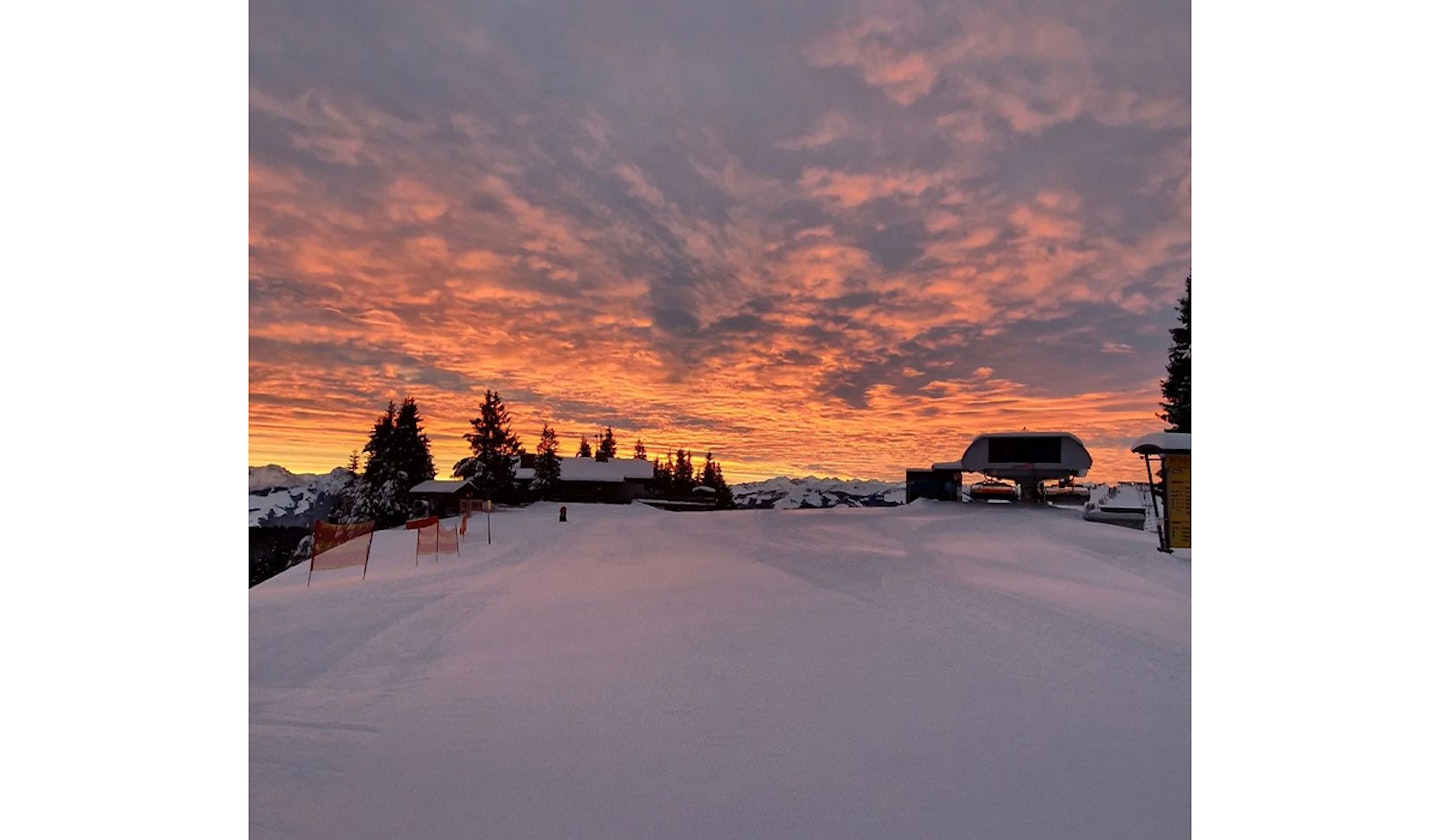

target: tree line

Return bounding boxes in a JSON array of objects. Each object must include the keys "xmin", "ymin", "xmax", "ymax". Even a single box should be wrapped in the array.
[{"xmin": 331, "ymin": 389, "xmax": 733, "ymax": 526}]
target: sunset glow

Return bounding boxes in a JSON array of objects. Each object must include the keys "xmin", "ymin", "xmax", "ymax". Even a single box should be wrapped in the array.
[{"xmin": 249, "ymin": 0, "xmax": 1190, "ymax": 484}]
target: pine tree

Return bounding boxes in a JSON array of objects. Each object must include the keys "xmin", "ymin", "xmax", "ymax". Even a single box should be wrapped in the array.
[
  {"xmin": 596, "ymin": 427, "xmax": 618, "ymax": 462},
  {"xmin": 699, "ymin": 452, "xmax": 719, "ymax": 489},
  {"xmin": 577, "ymin": 436, "xmax": 593, "ymax": 458},
  {"xmin": 393, "ymin": 397, "xmax": 437, "ymax": 489},
  {"xmin": 1158, "ymin": 276, "xmax": 1191, "ymax": 433},
  {"xmin": 358, "ymin": 401, "xmax": 410, "ymax": 527},
  {"xmin": 673, "ymin": 449, "xmax": 695, "ymax": 493},
  {"xmin": 463, "ymin": 390, "xmax": 523, "ymax": 502},
  {"xmin": 634, "ymin": 439, "xmax": 647, "ymax": 461},
  {"xmin": 534, "ymin": 423, "xmax": 562, "ymax": 499},
  {"xmin": 649, "ymin": 455, "xmax": 671, "ymax": 496},
  {"xmin": 712, "ymin": 461, "xmax": 734, "ymax": 509},
  {"xmin": 698, "ymin": 452, "xmax": 734, "ymax": 508},
  {"xmin": 330, "ymin": 451, "xmax": 365, "ymax": 523}
]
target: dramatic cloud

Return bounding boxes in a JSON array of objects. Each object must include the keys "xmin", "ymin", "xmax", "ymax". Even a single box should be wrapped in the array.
[{"xmin": 250, "ymin": 0, "xmax": 1190, "ymax": 482}]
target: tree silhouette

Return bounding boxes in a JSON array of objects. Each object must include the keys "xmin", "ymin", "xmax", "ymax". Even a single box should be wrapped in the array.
[
  {"xmin": 357, "ymin": 400, "xmax": 430, "ymax": 527},
  {"xmin": 534, "ymin": 423, "xmax": 562, "ymax": 499},
  {"xmin": 462, "ymin": 390, "xmax": 523, "ymax": 502},
  {"xmin": 596, "ymin": 427, "xmax": 618, "ymax": 462},
  {"xmin": 1158, "ymin": 276, "xmax": 1191, "ymax": 433},
  {"xmin": 673, "ymin": 449, "xmax": 695, "ymax": 493}
]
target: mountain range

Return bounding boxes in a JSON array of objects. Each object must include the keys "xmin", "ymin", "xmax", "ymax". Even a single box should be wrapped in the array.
[{"xmin": 249, "ymin": 465, "xmax": 350, "ymax": 527}]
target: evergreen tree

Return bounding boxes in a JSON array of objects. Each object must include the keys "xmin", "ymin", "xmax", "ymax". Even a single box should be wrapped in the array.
[
  {"xmin": 358, "ymin": 401, "xmax": 410, "ymax": 527},
  {"xmin": 698, "ymin": 452, "xmax": 734, "ymax": 508},
  {"xmin": 699, "ymin": 452, "xmax": 720, "ymax": 488},
  {"xmin": 463, "ymin": 390, "xmax": 523, "ymax": 502},
  {"xmin": 712, "ymin": 461, "xmax": 734, "ymax": 509},
  {"xmin": 534, "ymin": 423, "xmax": 562, "ymax": 499},
  {"xmin": 1158, "ymin": 276, "xmax": 1191, "ymax": 433},
  {"xmin": 634, "ymin": 439, "xmax": 647, "ymax": 461},
  {"xmin": 649, "ymin": 455, "xmax": 671, "ymax": 496},
  {"xmin": 577, "ymin": 436, "xmax": 593, "ymax": 458},
  {"xmin": 673, "ymin": 449, "xmax": 695, "ymax": 493},
  {"xmin": 596, "ymin": 427, "xmax": 618, "ymax": 462},
  {"xmin": 392, "ymin": 397, "xmax": 437, "ymax": 490}
]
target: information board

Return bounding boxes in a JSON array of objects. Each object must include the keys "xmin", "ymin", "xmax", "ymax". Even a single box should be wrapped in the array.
[{"xmin": 1164, "ymin": 454, "xmax": 1191, "ymax": 549}]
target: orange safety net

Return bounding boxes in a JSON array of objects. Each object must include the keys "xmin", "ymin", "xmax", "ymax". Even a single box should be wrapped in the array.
[
  {"xmin": 311, "ymin": 521, "xmax": 375, "ymax": 571},
  {"xmin": 437, "ymin": 521, "xmax": 459, "ymax": 554},
  {"xmin": 415, "ymin": 521, "xmax": 440, "ymax": 556}
]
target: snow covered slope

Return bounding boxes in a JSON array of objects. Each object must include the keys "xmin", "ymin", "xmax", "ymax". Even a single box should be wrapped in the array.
[
  {"xmin": 251, "ymin": 501, "xmax": 1189, "ymax": 839},
  {"xmin": 732, "ymin": 476, "xmax": 905, "ymax": 508}
]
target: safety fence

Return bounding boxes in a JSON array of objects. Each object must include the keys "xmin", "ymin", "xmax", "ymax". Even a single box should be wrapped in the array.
[{"xmin": 308, "ymin": 521, "xmax": 376, "ymax": 586}]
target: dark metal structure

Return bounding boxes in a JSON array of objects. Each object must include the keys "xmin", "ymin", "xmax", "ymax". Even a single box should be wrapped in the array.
[{"xmin": 958, "ymin": 432, "xmax": 1094, "ymax": 501}]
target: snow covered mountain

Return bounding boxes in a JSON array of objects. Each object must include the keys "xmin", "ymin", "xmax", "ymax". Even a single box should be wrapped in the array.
[
  {"xmin": 249, "ymin": 465, "xmax": 350, "ymax": 527},
  {"xmin": 731, "ymin": 476, "xmax": 906, "ymax": 509}
]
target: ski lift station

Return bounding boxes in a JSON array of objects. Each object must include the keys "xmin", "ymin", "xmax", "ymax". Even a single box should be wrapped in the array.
[{"xmin": 905, "ymin": 431, "xmax": 1094, "ymax": 504}]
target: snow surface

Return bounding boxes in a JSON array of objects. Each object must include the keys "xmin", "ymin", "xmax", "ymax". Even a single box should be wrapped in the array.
[{"xmin": 252, "ymin": 501, "xmax": 1189, "ymax": 839}]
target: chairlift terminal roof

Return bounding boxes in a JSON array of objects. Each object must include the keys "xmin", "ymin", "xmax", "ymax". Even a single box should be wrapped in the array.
[{"xmin": 956, "ymin": 431, "xmax": 1093, "ymax": 481}]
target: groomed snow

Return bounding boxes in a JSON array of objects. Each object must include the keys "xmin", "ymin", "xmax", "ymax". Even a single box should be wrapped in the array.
[{"xmin": 251, "ymin": 501, "xmax": 1189, "ymax": 839}]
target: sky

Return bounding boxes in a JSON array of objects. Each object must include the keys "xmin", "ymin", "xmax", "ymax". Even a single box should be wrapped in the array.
[
  {"xmin": 252, "ymin": 502, "xmax": 1191, "ymax": 838},
  {"xmin": 248, "ymin": 0, "xmax": 1190, "ymax": 483}
]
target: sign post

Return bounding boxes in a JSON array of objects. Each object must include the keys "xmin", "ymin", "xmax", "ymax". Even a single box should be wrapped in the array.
[
  {"xmin": 1130, "ymin": 432, "xmax": 1192, "ymax": 555},
  {"xmin": 1164, "ymin": 454, "xmax": 1191, "ymax": 550},
  {"xmin": 484, "ymin": 499, "xmax": 493, "ymax": 545}
]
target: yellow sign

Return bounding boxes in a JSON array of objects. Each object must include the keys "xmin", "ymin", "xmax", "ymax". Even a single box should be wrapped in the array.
[{"xmin": 1165, "ymin": 454, "xmax": 1191, "ymax": 549}]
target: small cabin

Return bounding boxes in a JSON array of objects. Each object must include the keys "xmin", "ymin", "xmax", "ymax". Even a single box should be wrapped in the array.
[{"xmin": 409, "ymin": 480, "xmax": 473, "ymax": 518}]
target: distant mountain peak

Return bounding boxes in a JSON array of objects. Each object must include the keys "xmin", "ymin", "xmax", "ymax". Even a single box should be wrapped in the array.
[
  {"xmin": 250, "ymin": 464, "xmax": 347, "ymax": 493},
  {"xmin": 732, "ymin": 476, "xmax": 905, "ymax": 510}
]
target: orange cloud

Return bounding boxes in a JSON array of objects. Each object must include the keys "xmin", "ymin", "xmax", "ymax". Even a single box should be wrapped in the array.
[{"xmin": 799, "ymin": 167, "xmax": 937, "ymax": 208}]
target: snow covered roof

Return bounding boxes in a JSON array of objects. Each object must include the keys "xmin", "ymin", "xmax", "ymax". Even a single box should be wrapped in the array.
[
  {"xmin": 514, "ymin": 467, "xmax": 536, "ymax": 481},
  {"xmin": 1130, "ymin": 432, "xmax": 1192, "ymax": 454},
  {"xmin": 559, "ymin": 456, "xmax": 654, "ymax": 483},
  {"xmin": 410, "ymin": 479, "xmax": 471, "ymax": 495}
]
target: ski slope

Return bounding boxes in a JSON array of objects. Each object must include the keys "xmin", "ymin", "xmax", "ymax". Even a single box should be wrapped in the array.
[{"xmin": 251, "ymin": 501, "xmax": 1190, "ymax": 839}]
